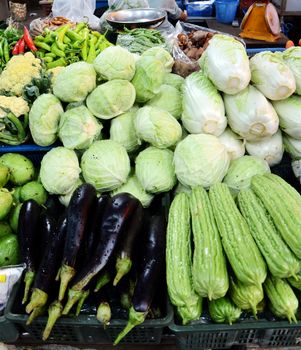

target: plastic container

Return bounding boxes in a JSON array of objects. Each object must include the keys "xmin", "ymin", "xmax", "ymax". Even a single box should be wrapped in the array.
[
  {"xmin": 96, "ymin": 0, "xmax": 108, "ymax": 8},
  {"xmin": 215, "ymin": 0, "xmax": 239, "ymax": 24},
  {"xmin": 6, "ymin": 283, "xmax": 173, "ymax": 344},
  {"xmin": 0, "ymin": 144, "xmax": 53, "ymax": 164},
  {"xmin": 246, "ymin": 47, "xmax": 285, "ymax": 56},
  {"xmin": 0, "ymin": 316, "xmax": 19, "ymax": 343},
  {"xmin": 186, "ymin": 0, "xmax": 214, "ymax": 17}
]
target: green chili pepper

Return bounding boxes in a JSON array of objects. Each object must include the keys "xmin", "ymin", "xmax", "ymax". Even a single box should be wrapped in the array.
[
  {"xmin": 43, "ymin": 34, "xmax": 54, "ymax": 44},
  {"xmin": 46, "ymin": 57, "xmax": 67, "ymax": 69},
  {"xmin": 89, "ymin": 34, "xmax": 98, "ymax": 45},
  {"xmin": 72, "ymin": 40, "xmax": 83, "ymax": 49},
  {"xmin": 63, "ymin": 35, "xmax": 71, "ymax": 44},
  {"xmin": 3, "ymin": 39, "xmax": 9, "ymax": 63},
  {"xmin": 45, "ymin": 52, "xmax": 56, "ymax": 58},
  {"xmin": 75, "ymin": 22, "xmax": 87, "ymax": 33},
  {"xmin": 66, "ymin": 30, "xmax": 83, "ymax": 42},
  {"xmin": 0, "ymin": 113, "xmax": 27, "ymax": 145},
  {"xmin": 34, "ymin": 35, "xmax": 46, "ymax": 42},
  {"xmin": 81, "ymin": 38, "xmax": 88, "ymax": 61},
  {"xmin": 34, "ymin": 41, "xmax": 51, "ymax": 51},
  {"xmin": 51, "ymin": 42, "xmax": 65, "ymax": 58},
  {"xmin": 92, "ymin": 31, "xmax": 101, "ymax": 38},
  {"xmin": 43, "ymin": 56, "xmax": 53, "ymax": 63},
  {"xmin": 86, "ymin": 39, "xmax": 96, "ymax": 63},
  {"xmin": 36, "ymin": 51, "xmax": 45, "ymax": 58},
  {"xmin": 56, "ymin": 24, "xmax": 70, "ymax": 50},
  {"xmin": 0, "ymin": 39, "xmax": 4, "ymax": 60},
  {"xmin": 55, "ymin": 39, "xmax": 66, "ymax": 51}
]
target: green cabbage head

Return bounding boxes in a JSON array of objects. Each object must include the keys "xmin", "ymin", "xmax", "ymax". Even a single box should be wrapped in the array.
[
  {"xmin": 146, "ymin": 84, "xmax": 182, "ymax": 119},
  {"xmin": 29, "ymin": 93, "xmax": 63, "ymax": 146},
  {"xmin": 86, "ymin": 79, "xmax": 136, "ymax": 119},
  {"xmin": 59, "ymin": 178, "xmax": 83, "ymax": 207},
  {"xmin": 40, "ymin": 147, "xmax": 81, "ymax": 194},
  {"xmin": 135, "ymin": 146, "xmax": 176, "ymax": 193},
  {"xmin": 111, "ymin": 173, "xmax": 154, "ymax": 208},
  {"xmin": 94, "ymin": 46, "xmax": 136, "ymax": 81},
  {"xmin": 58, "ymin": 106, "xmax": 103, "ymax": 150},
  {"xmin": 174, "ymin": 134, "xmax": 230, "ymax": 188},
  {"xmin": 134, "ymin": 106, "xmax": 182, "ymax": 148},
  {"xmin": 141, "ymin": 47, "xmax": 174, "ymax": 73},
  {"xmin": 81, "ymin": 140, "xmax": 130, "ymax": 191},
  {"xmin": 131, "ymin": 56, "xmax": 165, "ymax": 103},
  {"xmin": 223, "ymin": 155, "xmax": 270, "ymax": 194},
  {"xmin": 53, "ymin": 62, "xmax": 97, "ymax": 102},
  {"xmin": 163, "ymin": 73, "xmax": 185, "ymax": 91},
  {"xmin": 110, "ymin": 107, "xmax": 139, "ymax": 152},
  {"xmin": 282, "ymin": 47, "xmax": 301, "ymax": 95}
]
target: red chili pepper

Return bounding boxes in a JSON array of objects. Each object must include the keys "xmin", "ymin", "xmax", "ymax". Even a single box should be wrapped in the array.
[
  {"xmin": 19, "ymin": 38, "xmax": 26, "ymax": 54},
  {"xmin": 12, "ymin": 37, "xmax": 23, "ymax": 55},
  {"xmin": 23, "ymin": 26, "xmax": 37, "ymax": 52}
]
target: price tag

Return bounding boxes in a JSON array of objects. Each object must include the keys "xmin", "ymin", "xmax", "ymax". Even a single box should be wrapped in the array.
[{"xmin": 0, "ymin": 275, "xmax": 6, "ymax": 283}]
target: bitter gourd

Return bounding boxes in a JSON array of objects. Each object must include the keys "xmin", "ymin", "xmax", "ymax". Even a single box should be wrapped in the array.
[
  {"xmin": 251, "ymin": 175, "xmax": 301, "ymax": 259},
  {"xmin": 264, "ymin": 276, "xmax": 298, "ymax": 323},
  {"xmin": 209, "ymin": 183, "xmax": 267, "ymax": 287},
  {"xmin": 288, "ymin": 272, "xmax": 301, "ymax": 291},
  {"xmin": 230, "ymin": 277, "xmax": 263, "ymax": 318},
  {"xmin": 209, "ymin": 296, "xmax": 241, "ymax": 325},
  {"xmin": 190, "ymin": 186, "xmax": 229, "ymax": 300},
  {"xmin": 166, "ymin": 192, "xmax": 202, "ymax": 325},
  {"xmin": 238, "ymin": 189, "xmax": 300, "ymax": 279}
]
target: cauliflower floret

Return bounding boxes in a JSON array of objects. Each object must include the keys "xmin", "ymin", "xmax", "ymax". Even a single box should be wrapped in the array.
[
  {"xmin": 0, "ymin": 95, "xmax": 30, "ymax": 118},
  {"xmin": 0, "ymin": 52, "xmax": 42, "ymax": 96}
]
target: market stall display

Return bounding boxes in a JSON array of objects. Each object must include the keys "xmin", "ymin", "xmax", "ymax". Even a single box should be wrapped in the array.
[{"xmin": 2, "ymin": 7, "xmax": 301, "ymax": 348}]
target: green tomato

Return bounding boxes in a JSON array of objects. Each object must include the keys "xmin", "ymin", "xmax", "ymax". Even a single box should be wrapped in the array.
[
  {"xmin": 0, "ymin": 221, "xmax": 12, "ymax": 238},
  {"xmin": 0, "ymin": 153, "xmax": 35, "ymax": 185},
  {"xmin": 0, "ymin": 165, "xmax": 10, "ymax": 188},
  {"xmin": 20, "ymin": 181, "xmax": 48, "ymax": 205},
  {"xmin": 9, "ymin": 203, "xmax": 22, "ymax": 233},
  {"xmin": 0, "ymin": 189, "xmax": 13, "ymax": 220}
]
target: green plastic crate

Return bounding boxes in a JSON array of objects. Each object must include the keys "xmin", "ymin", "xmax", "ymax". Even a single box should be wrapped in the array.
[
  {"xmin": 6, "ymin": 282, "xmax": 173, "ymax": 344},
  {"xmin": 0, "ymin": 316, "xmax": 19, "ymax": 343},
  {"xmin": 170, "ymin": 318, "xmax": 301, "ymax": 350}
]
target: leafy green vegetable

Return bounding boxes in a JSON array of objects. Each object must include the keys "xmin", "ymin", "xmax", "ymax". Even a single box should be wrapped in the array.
[{"xmin": 141, "ymin": 47, "xmax": 173, "ymax": 73}]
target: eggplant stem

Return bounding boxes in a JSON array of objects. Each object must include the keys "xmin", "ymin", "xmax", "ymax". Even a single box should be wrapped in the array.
[
  {"xmin": 23, "ymin": 271, "xmax": 35, "ymax": 304},
  {"xmin": 113, "ymin": 257, "xmax": 132, "ymax": 286},
  {"xmin": 42, "ymin": 301, "xmax": 63, "ymax": 341},
  {"xmin": 94, "ymin": 272, "xmax": 110, "ymax": 292},
  {"xmin": 58, "ymin": 264, "xmax": 76, "ymax": 302},
  {"xmin": 62, "ymin": 288, "xmax": 83, "ymax": 315},
  {"xmin": 113, "ymin": 307, "xmax": 147, "ymax": 346},
  {"xmin": 26, "ymin": 288, "xmax": 48, "ymax": 314},
  {"xmin": 97, "ymin": 302, "xmax": 111, "ymax": 328},
  {"xmin": 26, "ymin": 305, "xmax": 47, "ymax": 325},
  {"xmin": 75, "ymin": 289, "xmax": 90, "ymax": 316}
]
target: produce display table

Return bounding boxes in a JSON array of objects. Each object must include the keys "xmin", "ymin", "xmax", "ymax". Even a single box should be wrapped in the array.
[{"xmin": 187, "ymin": 18, "xmax": 288, "ymax": 48}]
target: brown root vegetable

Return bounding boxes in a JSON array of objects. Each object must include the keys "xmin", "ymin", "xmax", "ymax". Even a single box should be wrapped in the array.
[
  {"xmin": 187, "ymin": 47, "xmax": 199, "ymax": 59},
  {"xmin": 191, "ymin": 30, "xmax": 208, "ymax": 42},
  {"xmin": 196, "ymin": 47, "xmax": 205, "ymax": 59},
  {"xmin": 172, "ymin": 60, "xmax": 200, "ymax": 78},
  {"xmin": 178, "ymin": 33, "xmax": 188, "ymax": 45}
]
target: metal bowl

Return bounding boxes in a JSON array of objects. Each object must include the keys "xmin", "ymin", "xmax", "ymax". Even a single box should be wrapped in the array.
[{"xmin": 106, "ymin": 8, "xmax": 167, "ymax": 29}]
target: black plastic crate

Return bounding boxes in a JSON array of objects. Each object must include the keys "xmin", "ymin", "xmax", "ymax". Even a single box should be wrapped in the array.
[{"xmin": 0, "ymin": 144, "xmax": 53, "ymax": 164}]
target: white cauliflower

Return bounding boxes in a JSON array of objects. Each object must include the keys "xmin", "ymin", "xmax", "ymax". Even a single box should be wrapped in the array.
[
  {"xmin": 0, "ymin": 52, "xmax": 42, "ymax": 96},
  {"xmin": 0, "ymin": 95, "xmax": 30, "ymax": 118}
]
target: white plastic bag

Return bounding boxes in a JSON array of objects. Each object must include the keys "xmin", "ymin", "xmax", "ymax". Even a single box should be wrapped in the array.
[
  {"xmin": 52, "ymin": 0, "xmax": 100, "ymax": 28},
  {"xmin": 0, "ymin": 264, "xmax": 25, "ymax": 313}
]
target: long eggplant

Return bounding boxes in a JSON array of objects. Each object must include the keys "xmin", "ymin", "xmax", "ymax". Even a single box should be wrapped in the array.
[
  {"xmin": 26, "ymin": 215, "xmax": 67, "ymax": 315},
  {"xmin": 57, "ymin": 184, "xmax": 96, "ymax": 301},
  {"xmin": 36, "ymin": 213, "xmax": 56, "ymax": 269},
  {"xmin": 64, "ymin": 194, "xmax": 140, "ymax": 310},
  {"xmin": 114, "ymin": 215, "xmax": 166, "ymax": 345},
  {"xmin": 42, "ymin": 300, "xmax": 63, "ymax": 341},
  {"xmin": 18, "ymin": 199, "xmax": 42, "ymax": 304},
  {"xmin": 113, "ymin": 202, "xmax": 144, "ymax": 286},
  {"xmin": 44, "ymin": 195, "xmax": 65, "ymax": 219}
]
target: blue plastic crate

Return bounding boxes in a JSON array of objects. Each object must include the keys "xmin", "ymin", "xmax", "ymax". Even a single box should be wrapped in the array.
[
  {"xmin": 96, "ymin": 0, "xmax": 108, "ymax": 8},
  {"xmin": 186, "ymin": 0, "xmax": 214, "ymax": 17},
  {"xmin": 0, "ymin": 144, "xmax": 54, "ymax": 165},
  {"xmin": 246, "ymin": 47, "xmax": 286, "ymax": 56}
]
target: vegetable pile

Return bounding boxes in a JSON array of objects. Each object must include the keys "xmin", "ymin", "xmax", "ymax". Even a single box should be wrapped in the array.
[
  {"xmin": 167, "ymin": 174, "xmax": 301, "ymax": 325},
  {"xmin": 0, "ymin": 26, "xmax": 22, "ymax": 71}
]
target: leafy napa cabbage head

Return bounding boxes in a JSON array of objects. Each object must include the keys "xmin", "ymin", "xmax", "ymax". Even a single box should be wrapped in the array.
[
  {"xmin": 224, "ymin": 85, "xmax": 279, "ymax": 141},
  {"xmin": 174, "ymin": 134, "xmax": 230, "ymax": 188},
  {"xmin": 110, "ymin": 107, "xmax": 139, "ymax": 153},
  {"xmin": 111, "ymin": 173, "xmax": 154, "ymax": 208},
  {"xmin": 29, "ymin": 93, "xmax": 64, "ymax": 146},
  {"xmin": 181, "ymin": 72, "xmax": 226, "ymax": 135},
  {"xmin": 53, "ymin": 62, "xmax": 96, "ymax": 102},
  {"xmin": 86, "ymin": 79, "xmax": 136, "ymax": 119},
  {"xmin": 134, "ymin": 106, "xmax": 182, "ymax": 149},
  {"xmin": 131, "ymin": 56, "xmax": 165, "ymax": 103},
  {"xmin": 250, "ymin": 51, "xmax": 296, "ymax": 101},
  {"xmin": 283, "ymin": 47, "xmax": 301, "ymax": 95},
  {"xmin": 141, "ymin": 47, "xmax": 174, "ymax": 73},
  {"xmin": 146, "ymin": 84, "xmax": 182, "ymax": 119},
  {"xmin": 218, "ymin": 128, "xmax": 245, "ymax": 161},
  {"xmin": 199, "ymin": 34, "xmax": 250, "ymax": 95},
  {"xmin": 94, "ymin": 46, "xmax": 136, "ymax": 81},
  {"xmin": 135, "ymin": 146, "xmax": 176, "ymax": 193},
  {"xmin": 58, "ymin": 106, "xmax": 103, "ymax": 150},
  {"xmin": 81, "ymin": 140, "xmax": 130, "ymax": 192},
  {"xmin": 283, "ymin": 134, "xmax": 301, "ymax": 159},
  {"xmin": 272, "ymin": 95, "xmax": 301, "ymax": 139},
  {"xmin": 40, "ymin": 147, "xmax": 81, "ymax": 194},
  {"xmin": 223, "ymin": 155, "xmax": 270, "ymax": 194}
]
